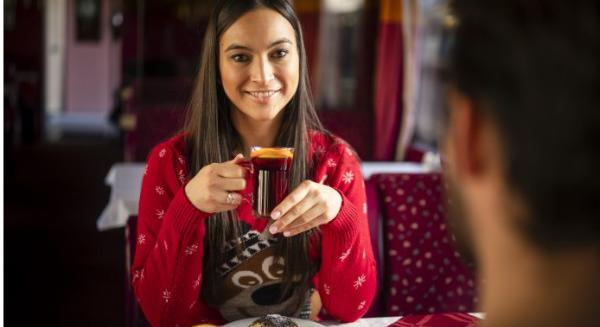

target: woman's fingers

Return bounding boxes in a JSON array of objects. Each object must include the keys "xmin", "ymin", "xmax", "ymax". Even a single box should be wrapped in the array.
[
  {"xmin": 270, "ymin": 191, "xmax": 317, "ymax": 234},
  {"xmin": 279, "ymin": 202, "xmax": 325, "ymax": 234},
  {"xmin": 217, "ymin": 176, "xmax": 247, "ymax": 192},
  {"xmin": 216, "ymin": 162, "xmax": 247, "ymax": 179},
  {"xmin": 212, "ymin": 190, "xmax": 241, "ymax": 206},
  {"xmin": 267, "ymin": 180, "xmax": 343, "ymax": 236},
  {"xmin": 208, "ymin": 156, "xmax": 247, "ymax": 211},
  {"xmin": 185, "ymin": 154, "xmax": 249, "ymax": 213},
  {"xmin": 282, "ymin": 215, "xmax": 328, "ymax": 237},
  {"xmin": 270, "ymin": 180, "xmax": 313, "ymax": 220}
]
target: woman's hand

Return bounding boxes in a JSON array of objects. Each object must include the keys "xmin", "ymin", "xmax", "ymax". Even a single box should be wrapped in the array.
[
  {"xmin": 268, "ymin": 178, "xmax": 342, "ymax": 237},
  {"xmin": 184, "ymin": 154, "xmax": 247, "ymax": 213}
]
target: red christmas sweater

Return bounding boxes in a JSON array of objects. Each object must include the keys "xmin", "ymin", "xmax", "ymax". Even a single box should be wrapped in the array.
[{"xmin": 132, "ymin": 132, "xmax": 376, "ymax": 326}]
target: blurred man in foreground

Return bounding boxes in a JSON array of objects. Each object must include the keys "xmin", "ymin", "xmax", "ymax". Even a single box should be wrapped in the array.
[{"xmin": 442, "ymin": 0, "xmax": 600, "ymax": 326}]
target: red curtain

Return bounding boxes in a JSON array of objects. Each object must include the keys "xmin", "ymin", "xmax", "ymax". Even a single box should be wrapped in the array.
[
  {"xmin": 295, "ymin": 0, "xmax": 320, "ymax": 88},
  {"xmin": 373, "ymin": 0, "xmax": 404, "ymax": 161}
]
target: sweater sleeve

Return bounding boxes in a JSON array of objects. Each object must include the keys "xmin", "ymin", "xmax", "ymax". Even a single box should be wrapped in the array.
[
  {"xmin": 316, "ymin": 144, "xmax": 377, "ymax": 322},
  {"xmin": 131, "ymin": 144, "xmax": 217, "ymax": 327}
]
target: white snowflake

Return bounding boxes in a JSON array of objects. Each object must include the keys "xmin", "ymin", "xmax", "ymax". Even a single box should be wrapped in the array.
[
  {"xmin": 357, "ymin": 300, "xmax": 366, "ymax": 311},
  {"xmin": 346, "ymin": 147, "xmax": 354, "ymax": 157},
  {"xmin": 193, "ymin": 274, "xmax": 201, "ymax": 289},
  {"xmin": 178, "ymin": 155, "xmax": 185, "ymax": 165},
  {"xmin": 155, "ymin": 209, "xmax": 165, "ymax": 219},
  {"xmin": 155, "ymin": 185, "xmax": 166, "ymax": 195},
  {"xmin": 339, "ymin": 248, "xmax": 351, "ymax": 262},
  {"xmin": 162, "ymin": 289, "xmax": 172, "ymax": 303},
  {"xmin": 177, "ymin": 170, "xmax": 186, "ymax": 184},
  {"xmin": 315, "ymin": 145, "xmax": 325, "ymax": 155},
  {"xmin": 323, "ymin": 283, "xmax": 331, "ymax": 295},
  {"xmin": 137, "ymin": 234, "xmax": 147, "ymax": 245},
  {"xmin": 140, "ymin": 269, "xmax": 145, "ymax": 280},
  {"xmin": 185, "ymin": 244, "xmax": 199, "ymax": 256},
  {"xmin": 132, "ymin": 270, "xmax": 141, "ymax": 283},
  {"xmin": 159, "ymin": 148, "xmax": 166, "ymax": 158},
  {"xmin": 342, "ymin": 171, "xmax": 355, "ymax": 184},
  {"xmin": 327, "ymin": 158, "xmax": 337, "ymax": 168},
  {"xmin": 163, "ymin": 240, "xmax": 169, "ymax": 251},
  {"xmin": 353, "ymin": 274, "xmax": 366, "ymax": 289}
]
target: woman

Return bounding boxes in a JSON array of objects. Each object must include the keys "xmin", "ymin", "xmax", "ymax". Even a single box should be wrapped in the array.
[{"xmin": 132, "ymin": 0, "xmax": 376, "ymax": 326}]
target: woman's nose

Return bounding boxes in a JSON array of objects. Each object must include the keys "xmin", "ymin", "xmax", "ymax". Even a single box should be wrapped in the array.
[{"xmin": 250, "ymin": 56, "xmax": 274, "ymax": 84}]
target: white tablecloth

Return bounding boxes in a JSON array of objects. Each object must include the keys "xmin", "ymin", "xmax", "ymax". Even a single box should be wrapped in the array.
[
  {"xmin": 322, "ymin": 313, "xmax": 484, "ymax": 326},
  {"xmin": 322, "ymin": 317, "xmax": 401, "ymax": 326},
  {"xmin": 97, "ymin": 162, "xmax": 433, "ymax": 231},
  {"xmin": 206, "ymin": 312, "xmax": 485, "ymax": 327},
  {"xmin": 97, "ymin": 163, "xmax": 145, "ymax": 231}
]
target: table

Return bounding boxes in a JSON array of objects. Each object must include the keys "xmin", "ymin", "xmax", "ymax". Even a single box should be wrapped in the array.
[
  {"xmin": 323, "ymin": 313, "xmax": 483, "ymax": 326},
  {"xmin": 97, "ymin": 162, "xmax": 145, "ymax": 231},
  {"xmin": 98, "ymin": 162, "xmax": 434, "ymax": 231},
  {"xmin": 216, "ymin": 313, "xmax": 484, "ymax": 327},
  {"xmin": 321, "ymin": 316, "xmax": 401, "ymax": 326}
]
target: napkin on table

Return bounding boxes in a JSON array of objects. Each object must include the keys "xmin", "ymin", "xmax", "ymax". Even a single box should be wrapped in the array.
[{"xmin": 388, "ymin": 313, "xmax": 480, "ymax": 327}]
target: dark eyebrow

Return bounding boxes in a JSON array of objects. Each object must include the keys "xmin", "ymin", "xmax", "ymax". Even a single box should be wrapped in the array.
[
  {"xmin": 224, "ymin": 38, "xmax": 293, "ymax": 52},
  {"xmin": 225, "ymin": 43, "xmax": 251, "ymax": 52}
]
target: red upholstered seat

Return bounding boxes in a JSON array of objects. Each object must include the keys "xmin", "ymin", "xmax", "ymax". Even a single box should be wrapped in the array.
[
  {"xmin": 364, "ymin": 177, "xmax": 384, "ymax": 317},
  {"xmin": 376, "ymin": 173, "xmax": 477, "ymax": 316},
  {"xmin": 124, "ymin": 105, "xmax": 185, "ymax": 162},
  {"xmin": 122, "ymin": 78, "xmax": 190, "ymax": 162}
]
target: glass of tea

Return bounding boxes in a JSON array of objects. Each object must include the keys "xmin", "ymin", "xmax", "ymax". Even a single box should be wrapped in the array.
[{"xmin": 250, "ymin": 146, "xmax": 294, "ymax": 218}]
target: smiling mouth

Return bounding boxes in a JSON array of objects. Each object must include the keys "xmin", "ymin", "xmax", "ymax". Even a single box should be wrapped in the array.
[{"xmin": 245, "ymin": 90, "xmax": 280, "ymax": 102}]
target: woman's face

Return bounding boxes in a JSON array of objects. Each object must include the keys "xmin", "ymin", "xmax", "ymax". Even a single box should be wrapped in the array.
[{"xmin": 219, "ymin": 8, "xmax": 300, "ymax": 123}]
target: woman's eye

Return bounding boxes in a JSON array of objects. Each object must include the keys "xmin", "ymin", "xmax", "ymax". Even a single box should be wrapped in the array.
[
  {"xmin": 231, "ymin": 54, "xmax": 249, "ymax": 62},
  {"xmin": 271, "ymin": 49, "xmax": 289, "ymax": 59}
]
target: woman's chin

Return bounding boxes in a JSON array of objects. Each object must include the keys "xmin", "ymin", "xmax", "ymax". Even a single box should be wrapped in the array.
[
  {"xmin": 241, "ymin": 107, "xmax": 284, "ymax": 123},
  {"xmin": 250, "ymin": 113, "xmax": 280, "ymax": 123}
]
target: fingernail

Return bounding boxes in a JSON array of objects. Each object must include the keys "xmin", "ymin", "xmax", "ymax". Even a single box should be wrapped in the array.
[
  {"xmin": 283, "ymin": 231, "xmax": 291, "ymax": 237},
  {"xmin": 271, "ymin": 211, "xmax": 281, "ymax": 220},
  {"xmin": 269, "ymin": 225, "xmax": 278, "ymax": 234}
]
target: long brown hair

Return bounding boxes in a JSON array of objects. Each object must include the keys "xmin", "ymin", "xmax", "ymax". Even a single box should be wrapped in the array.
[{"xmin": 183, "ymin": 0, "xmax": 325, "ymax": 310}]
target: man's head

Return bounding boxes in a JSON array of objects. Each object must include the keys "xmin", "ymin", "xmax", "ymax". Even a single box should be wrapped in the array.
[{"xmin": 443, "ymin": 0, "xmax": 600, "ymax": 262}]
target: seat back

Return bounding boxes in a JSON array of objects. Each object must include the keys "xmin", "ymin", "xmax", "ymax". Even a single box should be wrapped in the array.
[
  {"xmin": 364, "ymin": 177, "xmax": 384, "ymax": 317},
  {"xmin": 376, "ymin": 173, "xmax": 477, "ymax": 316}
]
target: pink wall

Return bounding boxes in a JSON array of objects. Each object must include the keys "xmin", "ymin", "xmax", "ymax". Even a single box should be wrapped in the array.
[{"xmin": 65, "ymin": 0, "xmax": 121, "ymax": 114}]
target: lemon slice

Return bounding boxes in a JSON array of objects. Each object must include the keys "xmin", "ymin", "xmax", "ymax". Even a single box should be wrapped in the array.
[{"xmin": 251, "ymin": 147, "xmax": 294, "ymax": 159}]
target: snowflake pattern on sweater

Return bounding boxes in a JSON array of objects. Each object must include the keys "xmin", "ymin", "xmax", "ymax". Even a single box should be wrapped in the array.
[{"xmin": 131, "ymin": 132, "xmax": 376, "ymax": 326}]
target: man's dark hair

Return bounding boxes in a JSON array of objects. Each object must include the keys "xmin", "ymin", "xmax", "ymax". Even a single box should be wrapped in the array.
[{"xmin": 446, "ymin": 0, "xmax": 600, "ymax": 250}]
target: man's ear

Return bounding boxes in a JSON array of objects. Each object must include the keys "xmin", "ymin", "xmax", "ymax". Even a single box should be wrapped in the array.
[{"xmin": 447, "ymin": 88, "xmax": 489, "ymax": 181}]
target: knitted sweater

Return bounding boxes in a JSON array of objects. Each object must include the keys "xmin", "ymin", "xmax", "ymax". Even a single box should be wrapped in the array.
[{"xmin": 132, "ymin": 132, "xmax": 376, "ymax": 326}]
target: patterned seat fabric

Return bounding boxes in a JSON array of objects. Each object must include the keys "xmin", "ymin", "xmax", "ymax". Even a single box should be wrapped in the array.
[{"xmin": 376, "ymin": 173, "xmax": 477, "ymax": 316}]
